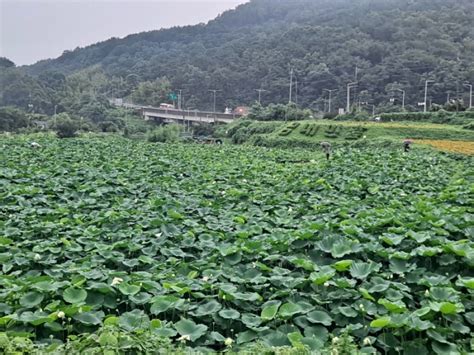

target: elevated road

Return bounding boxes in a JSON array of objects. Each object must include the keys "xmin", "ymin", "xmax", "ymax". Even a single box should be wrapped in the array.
[
  {"xmin": 120, "ymin": 103, "xmax": 243, "ymax": 124},
  {"xmin": 143, "ymin": 107, "xmax": 243, "ymax": 124}
]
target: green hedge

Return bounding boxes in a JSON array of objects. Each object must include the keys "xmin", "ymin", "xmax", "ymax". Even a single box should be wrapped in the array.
[{"xmin": 379, "ymin": 111, "xmax": 474, "ymax": 124}]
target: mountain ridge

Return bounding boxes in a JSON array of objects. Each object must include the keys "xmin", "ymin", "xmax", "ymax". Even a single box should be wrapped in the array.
[{"xmin": 3, "ymin": 0, "xmax": 474, "ymax": 113}]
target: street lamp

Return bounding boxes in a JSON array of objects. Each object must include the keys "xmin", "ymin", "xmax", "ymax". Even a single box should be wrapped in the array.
[
  {"xmin": 346, "ymin": 82, "xmax": 357, "ymax": 113},
  {"xmin": 396, "ymin": 89, "xmax": 406, "ymax": 111},
  {"xmin": 208, "ymin": 90, "xmax": 220, "ymax": 113},
  {"xmin": 324, "ymin": 89, "xmax": 338, "ymax": 113},
  {"xmin": 255, "ymin": 89, "xmax": 267, "ymax": 105},
  {"xmin": 424, "ymin": 80, "xmax": 434, "ymax": 113},
  {"xmin": 176, "ymin": 89, "xmax": 183, "ymax": 110},
  {"xmin": 464, "ymin": 83, "xmax": 473, "ymax": 109}
]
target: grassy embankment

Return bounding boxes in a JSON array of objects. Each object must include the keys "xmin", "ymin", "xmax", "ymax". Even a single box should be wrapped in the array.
[{"xmin": 224, "ymin": 120, "xmax": 474, "ymax": 155}]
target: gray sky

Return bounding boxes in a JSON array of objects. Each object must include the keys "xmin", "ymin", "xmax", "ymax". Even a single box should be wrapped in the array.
[{"xmin": 0, "ymin": 0, "xmax": 249, "ymax": 66}]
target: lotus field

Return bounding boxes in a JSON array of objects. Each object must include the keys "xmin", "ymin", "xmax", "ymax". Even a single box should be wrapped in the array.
[{"xmin": 1, "ymin": 137, "xmax": 473, "ymax": 353}]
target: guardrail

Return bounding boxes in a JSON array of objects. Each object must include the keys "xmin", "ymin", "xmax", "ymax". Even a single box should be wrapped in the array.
[{"xmin": 143, "ymin": 107, "xmax": 243, "ymax": 121}]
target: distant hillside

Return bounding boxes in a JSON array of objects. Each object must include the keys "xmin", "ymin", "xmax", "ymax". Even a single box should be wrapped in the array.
[{"xmin": 3, "ymin": 0, "xmax": 474, "ymax": 113}]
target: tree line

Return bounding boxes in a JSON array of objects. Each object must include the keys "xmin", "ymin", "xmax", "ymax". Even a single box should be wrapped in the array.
[{"xmin": 1, "ymin": 0, "xmax": 473, "ymax": 122}]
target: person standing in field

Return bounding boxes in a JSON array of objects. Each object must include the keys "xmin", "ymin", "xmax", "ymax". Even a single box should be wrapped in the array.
[
  {"xmin": 321, "ymin": 141, "xmax": 332, "ymax": 160},
  {"xmin": 403, "ymin": 139, "xmax": 413, "ymax": 153}
]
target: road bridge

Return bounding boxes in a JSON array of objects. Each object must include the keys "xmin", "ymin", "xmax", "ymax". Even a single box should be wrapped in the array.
[
  {"xmin": 143, "ymin": 107, "xmax": 243, "ymax": 124},
  {"xmin": 120, "ymin": 103, "xmax": 243, "ymax": 124}
]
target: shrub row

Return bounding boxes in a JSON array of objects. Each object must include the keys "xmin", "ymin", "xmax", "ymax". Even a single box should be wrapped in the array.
[
  {"xmin": 379, "ymin": 110, "xmax": 474, "ymax": 124},
  {"xmin": 300, "ymin": 124, "xmax": 320, "ymax": 137},
  {"xmin": 345, "ymin": 127, "xmax": 368, "ymax": 140},
  {"xmin": 324, "ymin": 125, "xmax": 342, "ymax": 138},
  {"xmin": 278, "ymin": 122, "xmax": 300, "ymax": 136}
]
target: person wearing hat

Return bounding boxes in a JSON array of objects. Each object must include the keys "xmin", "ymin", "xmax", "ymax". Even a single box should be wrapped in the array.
[
  {"xmin": 403, "ymin": 139, "xmax": 413, "ymax": 152},
  {"xmin": 321, "ymin": 141, "xmax": 332, "ymax": 160}
]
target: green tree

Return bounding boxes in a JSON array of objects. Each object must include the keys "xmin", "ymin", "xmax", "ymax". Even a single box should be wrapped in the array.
[
  {"xmin": 130, "ymin": 79, "xmax": 171, "ymax": 107},
  {"xmin": 52, "ymin": 113, "xmax": 80, "ymax": 138},
  {"xmin": 0, "ymin": 106, "xmax": 29, "ymax": 131}
]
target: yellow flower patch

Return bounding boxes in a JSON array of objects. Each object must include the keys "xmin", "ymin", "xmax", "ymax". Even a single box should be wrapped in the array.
[{"xmin": 415, "ymin": 140, "xmax": 474, "ymax": 155}]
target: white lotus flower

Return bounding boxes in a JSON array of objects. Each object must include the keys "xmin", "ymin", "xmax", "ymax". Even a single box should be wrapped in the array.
[
  {"xmin": 202, "ymin": 276, "xmax": 210, "ymax": 282},
  {"xmin": 324, "ymin": 282, "xmax": 330, "ymax": 287},
  {"xmin": 363, "ymin": 337, "xmax": 372, "ymax": 346},
  {"xmin": 57, "ymin": 311, "xmax": 65, "ymax": 319},
  {"xmin": 425, "ymin": 290, "xmax": 430, "ymax": 297},
  {"xmin": 332, "ymin": 336, "xmax": 340, "ymax": 344},
  {"xmin": 224, "ymin": 338, "xmax": 233, "ymax": 346},
  {"xmin": 178, "ymin": 334, "xmax": 191, "ymax": 342},
  {"xmin": 111, "ymin": 277, "xmax": 123, "ymax": 286},
  {"xmin": 34, "ymin": 253, "xmax": 41, "ymax": 261}
]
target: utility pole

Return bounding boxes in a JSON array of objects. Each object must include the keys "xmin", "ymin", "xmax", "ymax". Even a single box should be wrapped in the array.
[
  {"xmin": 346, "ymin": 82, "xmax": 357, "ymax": 113},
  {"xmin": 177, "ymin": 89, "xmax": 183, "ymax": 110},
  {"xmin": 355, "ymin": 66, "xmax": 359, "ymax": 81},
  {"xmin": 255, "ymin": 89, "xmax": 267, "ymax": 105},
  {"xmin": 208, "ymin": 90, "xmax": 220, "ymax": 113},
  {"xmin": 295, "ymin": 77, "xmax": 298, "ymax": 105},
  {"xmin": 464, "ymin": 83, "xmax": 473, "ymax": 109},
  {"xmin": 446, "ymin": 92, "xmax": 451, "ymax": 104},
  {"xmin": 324, "ymin": 89, "xmax": 338, "ymax": 113},
  {"xmin": 396, "ymin": 89, "xmax": 406, "ymax": 111},
  {"xmin": 424, "ymin": 80, "xmax": 434, "ymax": 113},
  {"xmin": 289, "ymin": 68, "xmax": 294, "ymax": 103}
]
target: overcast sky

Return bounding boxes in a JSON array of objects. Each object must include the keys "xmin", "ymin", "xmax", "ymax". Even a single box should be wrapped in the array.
[{"xmin": 0, "ymin": 0, "xmax": 249, "ymax": 66}]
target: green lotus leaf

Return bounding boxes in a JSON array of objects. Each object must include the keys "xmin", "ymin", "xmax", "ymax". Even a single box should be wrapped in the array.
[
  {"xmin": 63, "ymin": 287, "xmax": 87, "ymax": 304},
  {"xmin": 130, "ymin": 292, "xmax": 152, "ymax": 305},
  {"xmin": 20, "ymin": 292, "xmax": 44, "ymax": 308},
  {"xmin": 278, "ymin": 302, "xmax": 304, "ymax": 319},
  {"xmin": 118, "ymin": 283, "xmax": 141, "ymax": 296},
  {"xmin": 406, "ymin": 231, "xmax": 431, "ymax": 243},
  {"xmin": 310, "ymin": 266, "xmax": 336, "ymax": 285},
  {"xmin": 261, "ymin": 300, "xmax": 281, "ymax": 321},
  {"xmin": 431, "ymin": 341, "xmax": 460, "ymax": 355},
  {"xmin": 194, "ymin": 300, "xmax": 222, "ymax": 316},
  {"xmin": 237, "ymin": 330, "xmax": 258, "ymax": 344},
  {"xmin": 241, "ymin": 313, "xmax": 262, "ymax": 328},
  {"xmin": 330, "ymin": 241, "xmax": 354, "ymax": 258},
  {"xmin": 287, "ymin": 331, "xmax": 304, "ymax": 347},
  {"xmin": 350, "ymin": 261, "xmax": 381, "ymax": 279},
  {"xmin": 118, "ymin": 309, "xmax": 150, "ymax": 331},
  {"xmin": 301, "ymin": 336, "xmax": 325, "ymax": 351},
  {"xmin": 150, "ymin": 296, "xmax": 180, "ymax": 315},
  {"xmin": 370, "ymin": 317, "xmax": 391, "ymax": 328},
  {"xmin": 378, "ymin": 298, "xmax": 407, "ymax": 313},
  {"xmin": 306, "ymin": 310, "xmax": 332, "ymax": 326},
  {"xmin": 332, "ymin": 260, "xmax": 353, "ymax": 272},
  {"xmin": 439, "ymin": 302, "xmax": 460, "ymax": 315},
  {"xmin": 174, "ymin": 318, "xmax": 208, "ymax": 341},
  {"xmin": 73, "ymin": 311, "xmax": 104, "ymax": 325},
  {"xmin": 339, "ymin": 306, "xmax": 357, "ymax": 318},
  {"xmin": 457, "ymin": 277, "xmax": 474, "ymax": 289},
  {"xmin": 219, "ymin": 308, "xmax": 240, "ymax": 319}
]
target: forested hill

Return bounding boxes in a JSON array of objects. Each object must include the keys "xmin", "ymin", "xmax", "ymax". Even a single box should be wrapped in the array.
[{"xmin": 3, "ymin": 0, "xmax": 474, "ymax": 113}]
